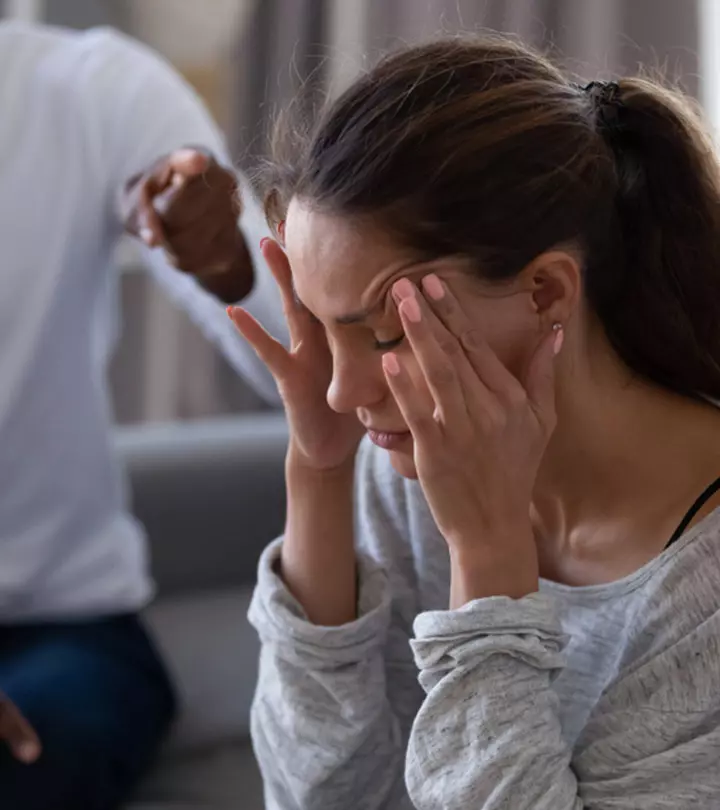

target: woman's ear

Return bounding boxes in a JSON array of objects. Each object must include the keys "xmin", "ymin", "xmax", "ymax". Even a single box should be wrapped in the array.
[{"xmin": 524, "ymin": 249, "xmax": 581, "ymax": 327}]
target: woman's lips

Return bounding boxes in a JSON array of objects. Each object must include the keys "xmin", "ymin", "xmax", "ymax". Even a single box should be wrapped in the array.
[{"xmin": 366, "ymin": 429, "xmax": 412, "ymax": 450}]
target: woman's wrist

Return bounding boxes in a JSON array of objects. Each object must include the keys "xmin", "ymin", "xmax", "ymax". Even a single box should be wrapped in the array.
[
  {"xmin": 447, "ymin": 524, "xmax": 539, "ymax": 607},
  {"xmin": 285, "ymin": 440, "xmax": 357, "ymax": 483},
  {"xmin": 282, "ymin": 440, "xmax": 358, "ymax": 626}
]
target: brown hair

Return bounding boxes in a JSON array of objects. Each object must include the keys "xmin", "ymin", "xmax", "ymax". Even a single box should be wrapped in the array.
[{"xmin": 263, "ymin": 37, "xmax": 720, "ymax": 399}]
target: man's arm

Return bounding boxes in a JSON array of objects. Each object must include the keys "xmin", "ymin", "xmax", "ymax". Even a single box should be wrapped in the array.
[{"xmin": 79, "ymin": 28, "xmax": 287, "ymax": 403}]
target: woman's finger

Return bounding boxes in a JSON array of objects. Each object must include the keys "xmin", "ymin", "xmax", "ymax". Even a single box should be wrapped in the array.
[
  {"xmin": 0, "ymin": 697, "xmax": 41, "ymax": 764},
  {"xmin": 420, "ymin": 274, "xmax": 525, "ymax": 402},
  {"xmin": 393, "ymin": 280, "xmax": 480, "ymax": 424},
  {"xmin": 524, "ymin": 325, "xmax": 562, "ymax": 430},
  {"xmin": 382, "ymin": 352, "xmax": 440, "ymax": 444},
  {"xmin": 228, "ymin": 306, "xmax": 292, "ymax": 381},
  {"xmin": 410, "ymin": 278, "xmax": 499, "ymax": 412},
  {"xmin": 261, "ymin": 238, "xmax": 293, "ymax": 304},
  {"xmin": 261, "ymin": 239, "xmax": 315, "ymax": 349}
]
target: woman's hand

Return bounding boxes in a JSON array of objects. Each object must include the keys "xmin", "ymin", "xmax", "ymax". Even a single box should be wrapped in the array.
[
  {"xmin": 231, "ymin": 239, "xmax": 362, "ymax": 624},
  {"xmin": 382, "ymin": 276, "xmax": 562, "ymax": 603},
  {"xmin": 229, "ymin": 239, "xmax": 364, "ymax": 472}
]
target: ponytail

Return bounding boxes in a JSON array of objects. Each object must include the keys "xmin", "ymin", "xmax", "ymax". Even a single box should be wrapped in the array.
[{"xmin": 586, "ymin": 78, "xmax": 720, "ymax": 399}]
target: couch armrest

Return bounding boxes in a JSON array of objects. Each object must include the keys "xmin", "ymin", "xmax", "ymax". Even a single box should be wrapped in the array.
[{"xmin": 114, "ymin": 414, "xmax": 288, "ymax": 596}]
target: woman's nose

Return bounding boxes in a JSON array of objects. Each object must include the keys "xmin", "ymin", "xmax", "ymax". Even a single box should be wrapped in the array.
[{"xmin": 326, "ymin": 354, "xmax": 385, "ymax": 414}]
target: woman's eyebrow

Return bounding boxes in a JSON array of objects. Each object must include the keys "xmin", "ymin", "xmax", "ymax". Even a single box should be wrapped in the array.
[
  {"xmin": 333, "ymin": 261, "xmax": 434, "ymax": 324},
  {"xmin": 300, "ymin": 258, "xmax": 445, "ymax": 325},
  {"xmin": 291, "ymin": 284, "xmax": 381, "ymax": 325}
]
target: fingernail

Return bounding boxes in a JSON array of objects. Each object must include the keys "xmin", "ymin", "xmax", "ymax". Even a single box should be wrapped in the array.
[
  {"xmin": 226, "ymin": 306, "xmax": 236, "ymax": 320},
  {"xmin": 392, "ymin": 278, "xmax": 415, "ymax": 302},
  {"xmin": 140, "ymin": 227, "xmax": 154, "ymax": 245},
  {"xmin": 553, "ymin": 325, "xmax": 564, "ymax": 355},
  {"xmin": 260, "ymin": 237, "xmax": 270, "ymax": 250},
  {"xmin": 401, "ymin": 297, "xmax": 421, "ymax": 323},
  {"xmin": 421, "ymin": 274, "xmax": 445, "ymax": 301},
  {"xmin": 383, "ymin": 352, "xmax": 401, "ymax": 376}
]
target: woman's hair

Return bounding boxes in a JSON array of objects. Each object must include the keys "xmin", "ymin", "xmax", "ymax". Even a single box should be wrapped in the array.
[{"xmin": 262, "ymin": 37, "xmax": 720, "ymax": 399}]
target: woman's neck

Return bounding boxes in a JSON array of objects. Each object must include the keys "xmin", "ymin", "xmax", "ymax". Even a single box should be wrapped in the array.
[{"xmin": 531, "ymin": 358, "xmax": 720, "ymax": 581}]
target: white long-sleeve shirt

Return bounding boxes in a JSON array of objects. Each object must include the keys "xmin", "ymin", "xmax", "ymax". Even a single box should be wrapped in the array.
[
  {"xmin": 250, "ymin": 438, "xmax": 720, "ymax": 809},
  {"xmin": 0, "ymin": 22, "xmax": 286, "ymax": 620}
]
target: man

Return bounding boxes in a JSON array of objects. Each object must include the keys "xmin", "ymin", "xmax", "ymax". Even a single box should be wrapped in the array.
[{"xmin": 0, "ymin": 21, "xmax": 286, "ymax": 809}]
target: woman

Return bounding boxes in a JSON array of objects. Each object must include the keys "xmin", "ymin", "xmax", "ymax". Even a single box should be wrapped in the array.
[{"xmin": 231, "ymin": 37, "xmax": 720, "ymax": 809}]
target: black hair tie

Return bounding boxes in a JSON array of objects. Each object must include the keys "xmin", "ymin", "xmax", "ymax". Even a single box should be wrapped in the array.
[{"xmin": 578, "ymin": 80, "xmax": 623, "ymax": 130}]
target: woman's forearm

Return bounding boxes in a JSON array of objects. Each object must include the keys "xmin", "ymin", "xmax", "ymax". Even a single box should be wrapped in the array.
[{"xmin": 281, "ymin": 447, "xmax": 358, "ymax": 625}]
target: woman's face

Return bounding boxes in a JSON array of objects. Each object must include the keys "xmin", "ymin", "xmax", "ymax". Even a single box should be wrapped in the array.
[{"xmin": 284, "ymin": 201, "xmax": 544, "ymax": 478}]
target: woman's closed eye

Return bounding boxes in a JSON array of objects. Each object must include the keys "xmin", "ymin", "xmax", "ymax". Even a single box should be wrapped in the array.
[{"xmin": 374, "ymin": 334, "xmax": 405, "ymax": 351}]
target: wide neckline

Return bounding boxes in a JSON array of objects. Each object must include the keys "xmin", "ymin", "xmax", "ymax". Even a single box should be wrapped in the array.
[{"xmin": 539, "ymin": 505, "xmax": 720, "ymax": 602}]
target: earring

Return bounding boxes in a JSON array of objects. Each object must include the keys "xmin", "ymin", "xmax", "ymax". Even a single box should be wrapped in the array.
[{"xmin": 552, "ymin": 322, "xmax": 562, "ymax": 332}]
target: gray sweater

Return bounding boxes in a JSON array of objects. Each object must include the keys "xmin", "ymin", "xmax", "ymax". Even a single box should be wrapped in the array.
[{"xmin": 249, "ymin": 438, "xmax": 720, "ymax": 809}]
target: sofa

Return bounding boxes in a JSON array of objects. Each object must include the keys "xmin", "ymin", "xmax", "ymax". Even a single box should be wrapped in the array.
[{"xmin": 114, "ymin": 413, "xmax": 289, "ymax": 810}]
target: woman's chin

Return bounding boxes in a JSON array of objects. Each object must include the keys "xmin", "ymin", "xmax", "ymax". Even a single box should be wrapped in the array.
[{"xmin": 388, "ymin": 448, "xmax": 418, "ymax": 479}]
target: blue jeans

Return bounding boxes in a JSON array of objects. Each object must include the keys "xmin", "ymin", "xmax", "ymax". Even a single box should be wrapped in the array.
[{"xmin": 0, "ymin": 614, "xmax": 176, "ymax": 810}]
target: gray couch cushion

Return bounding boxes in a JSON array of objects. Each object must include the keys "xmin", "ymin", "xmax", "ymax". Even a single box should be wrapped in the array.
[
  {"xmin": 144, "ymin": 588, "xmax": 259, "ymax": 751},
  {"xmin": 116, "ymin": 414, "xmax": 288, "ymax": 596}
]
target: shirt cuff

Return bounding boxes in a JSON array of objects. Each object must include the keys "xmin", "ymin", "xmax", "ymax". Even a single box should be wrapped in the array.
[
  {"xmin": 248, "ymin": 538, "xmax": 393, "ymax": 668},
  {"xmin": 412, "ymin": 594, "xmax": 567, "ymax": 691}
]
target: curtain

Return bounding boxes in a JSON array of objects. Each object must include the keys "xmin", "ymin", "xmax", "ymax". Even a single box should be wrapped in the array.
[
  {"xmin": 43, "ymin": 0, "xmax": 128, "ymax": 29},
  {"xmin": 229, "ymin": 0, "xmax": 328, "ymax": 170},
  {"xmin": 230, "ymin": 0, "xmax": 701, "ymax": 165}
]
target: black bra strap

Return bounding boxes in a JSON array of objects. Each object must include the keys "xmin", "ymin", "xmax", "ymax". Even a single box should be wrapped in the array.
[{"xmin": 665, "ymin": 476, "xmax": 720, "ymax": 549}]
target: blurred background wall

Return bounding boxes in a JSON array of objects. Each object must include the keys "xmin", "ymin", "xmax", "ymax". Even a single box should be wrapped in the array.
[{"xmin": 1, "ymin": 0, "xmax": 712, "ymax": 423}]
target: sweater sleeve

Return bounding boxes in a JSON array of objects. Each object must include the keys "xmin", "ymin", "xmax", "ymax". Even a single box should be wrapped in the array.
[
  {"xmin": 407, "ymin": 589, "xmax": 720, "ymax": 809},
  {"xmin": 248, "ymin": 440, "xmax": 424, "ymax": 810}
]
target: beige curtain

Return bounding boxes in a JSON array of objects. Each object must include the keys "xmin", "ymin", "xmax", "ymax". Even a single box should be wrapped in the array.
[{"xmin": 230, "ymin": 0, "xmax": 700, "ymax": 133}]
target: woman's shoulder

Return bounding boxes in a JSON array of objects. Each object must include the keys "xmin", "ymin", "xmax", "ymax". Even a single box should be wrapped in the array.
[
  {"xmin": 649, "ymin": 506, "xmax": 720, "ymax": 603},
  {"xmin": 612, "ymin": 507, "xmax": 720, "ymax": 668},
  {"xmin": 654, "ymin": 505, "xmax": 720, "ymax": 613}
]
